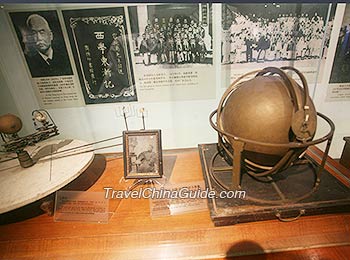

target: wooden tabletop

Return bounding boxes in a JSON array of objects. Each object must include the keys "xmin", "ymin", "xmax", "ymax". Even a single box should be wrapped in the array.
[{"xmin": 0, "ymin": 148, "xmax": 349, "ymax": 259}]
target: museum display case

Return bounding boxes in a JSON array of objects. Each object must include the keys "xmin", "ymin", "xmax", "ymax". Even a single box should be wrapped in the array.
[{"xmin": 0, "ymin": 2, "xmax": 350, "ymax": 259}]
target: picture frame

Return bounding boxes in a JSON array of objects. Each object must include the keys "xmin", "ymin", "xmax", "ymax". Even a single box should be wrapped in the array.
[{"xmin": 123, "ymin": 129, "xmax": 163, "ymax": 179}]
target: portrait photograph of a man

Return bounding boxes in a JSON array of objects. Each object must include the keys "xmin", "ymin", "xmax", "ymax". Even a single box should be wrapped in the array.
[
  {"xmin": 123, "ymin": 130, "xmax": 163, "ymax": 179},
  {"xmin": 10, "ymin": 10, "xmax": 73, "ymax": 78}
]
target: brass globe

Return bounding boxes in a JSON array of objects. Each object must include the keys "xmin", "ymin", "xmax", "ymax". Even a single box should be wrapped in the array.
[
  {"xmin": 220, "ymin": 73, "xmax": 317, "ymax": 167},
  {"xmin": 0, "ymin": 113, "xmax": 23, "ymax": 134},
  {"xmin": 213, "ymin": 67, "xmax": 318, "ymax": 172},
  {"xmin": 209, "ymin": 67, "xmax": 335, "ymax": 203}
]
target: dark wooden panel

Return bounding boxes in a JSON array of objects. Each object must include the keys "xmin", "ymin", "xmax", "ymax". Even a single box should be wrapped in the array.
[
  {"xmin": 340, "ymin": 137, "xmax": 350, "ymax": 170},
  {"xmin": 199, "ymin": 143, "xmax": 350, "ymax": 226}
]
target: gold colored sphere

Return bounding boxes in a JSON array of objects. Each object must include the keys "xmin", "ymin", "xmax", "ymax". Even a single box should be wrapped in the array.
[
  {"xmin": 220, "ymin": 75, "xmax": 316, "ymax": 166},
  {"xmin": 0, "ymin": 113, "xmax": 23, "ymax": 134}
]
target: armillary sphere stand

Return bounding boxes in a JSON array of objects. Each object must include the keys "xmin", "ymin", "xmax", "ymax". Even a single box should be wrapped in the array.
[
  {"xmin": 208, "ymin": 67, "xmax": 335, "ymax": 205},
  {"xmin": 209, "ymin": 110, "xmax": 335, "ymax": 205}
]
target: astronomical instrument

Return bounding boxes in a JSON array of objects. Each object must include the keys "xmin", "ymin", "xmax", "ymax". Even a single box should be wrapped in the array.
[
  {"xmin": 209, "ymin": 66, "xmax": 335, "ymax": 204},
  {"xmin": 0, "ymin": 109, "xmax": 59, "ymax": 168}
]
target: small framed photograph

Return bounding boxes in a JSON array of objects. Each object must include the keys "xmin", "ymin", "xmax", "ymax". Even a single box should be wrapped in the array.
[{"xmin": 123, "ymin": 129, "xmax": 163, "ymax": 179}]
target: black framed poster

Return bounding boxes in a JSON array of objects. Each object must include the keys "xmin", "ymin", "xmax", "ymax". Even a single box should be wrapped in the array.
[{"xmin": 63, "ymin": 7, "xmax": 137, "ymax": 104}]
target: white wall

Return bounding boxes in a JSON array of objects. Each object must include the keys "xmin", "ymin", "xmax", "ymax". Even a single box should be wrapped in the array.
[
  {"xmin": 0, "ymin": 69, "xmax": 19, "ymax": 116},
  {"xmin": 0, "ymin": 3, "xmax": 222, "ymax": 153},
  {"xmin": 0, "ymin": 3, "xmax": 349, "ymax": 158},
  {"xmin": 0, "ymin": 5, "xmax": 40, "ymax": 134}
]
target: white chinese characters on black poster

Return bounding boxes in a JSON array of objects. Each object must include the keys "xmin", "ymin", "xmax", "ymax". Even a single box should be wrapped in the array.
[{"xmin": 63, "ymin": 7, "xmax": 137, "ymax": 104}]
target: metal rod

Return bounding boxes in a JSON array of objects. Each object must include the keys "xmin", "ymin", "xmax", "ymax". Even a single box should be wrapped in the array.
[
  {"xmin": 0, "ymin": 157, "xmax": 18, "ymax": 163},
  {"xmin": 49, "ymin": 144, "xmax": 53, "ymax": 182},
  {"xmin": 210, "ymin": 111, "xmax": 335, "ymax": 149},
  {"xmin": 141, "ymin": 108, "xmax": 146, "ymax": 130},
  {"xmin": 0, "ymin": 136, "xmax": 123, "ymax": 165},
  {"xmin": 50, "ymin": 135, "xmax": 122, "ymax": 156},
  {"xmin": 267, "ymin": 176, "xmax": 286, "ymax": 201},
  {"xmin": 38, "ymin": 143, "xmax": 123, "ymax": 163},
  {"xmin": 123, "ymin": 107, "xmax": 129, "ymax": 131},
  {"xmin": 208, "ymin": 149, "xmax": 320, "ymax": 205}
]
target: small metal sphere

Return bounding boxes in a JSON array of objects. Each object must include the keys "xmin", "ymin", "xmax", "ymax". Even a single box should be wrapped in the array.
[{"xmin": 0, "ymin": 114, "xmax": 23, "ymax": 134}]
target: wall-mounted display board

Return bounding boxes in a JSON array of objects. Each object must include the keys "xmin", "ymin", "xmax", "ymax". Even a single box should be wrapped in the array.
[
  {"xmin": 221, "ymin": 3, "xmax": 335, "ymax": 89},
  {"xmin": 327, "ymin": 4, "xmax": 350, "ymax": 101},
  {"xmin": 5, "ymin": 3, "xmax": 216, "ymax": 108},
  {"xmin": 63, "ymin": 7, "xmax": 137, "ymax": 105},
  {"xmin": 1, "ymin": 3, "xmax": 350, "ymax": 159},
  {"xmin": 9, "ymin": 10, "xmax": 84, "ymax": 108},
  {"xmin": 128, "ymin": 3, "xmax": 215, "ymax": 102}
]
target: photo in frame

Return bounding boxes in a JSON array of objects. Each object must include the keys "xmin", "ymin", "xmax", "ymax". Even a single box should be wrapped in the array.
[{"xmin": 123, "ymin": 130, "xmax": 163, "ymax": 179}]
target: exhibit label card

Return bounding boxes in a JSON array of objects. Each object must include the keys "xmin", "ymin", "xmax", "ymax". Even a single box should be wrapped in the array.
[
  {"xmin": 150, "ymin": 181, "xmax": 208, "ymax": 217},
  {"xmin": 54, "ymin": 191, "xmax": 109, "ymax": 223}
]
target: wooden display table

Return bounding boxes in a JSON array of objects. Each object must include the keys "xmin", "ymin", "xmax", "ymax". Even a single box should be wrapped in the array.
[{"xmin": 0, "ymin": 148, "xmax": 349, "ymax": 259}]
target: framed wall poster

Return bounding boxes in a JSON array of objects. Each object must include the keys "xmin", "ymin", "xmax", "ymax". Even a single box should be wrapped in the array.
[
  {"xmin": 329, "ymin": 4, "xmax": 350, "ymax": 84},
  {"xmin": 63, "ymin": 7, "xmax": 137, "ymax": 104},
  {"xmin": 127, "ymin": 3, "xmax": 216, "ymax": 102},
  {"xmin": 326, "ymin": 4, "xmax": 350, "ymax": 101},
  {"xmin": 8, "ymin": 10, "xmax": 84, "ymax": 109},
  {"xmin": 123, "ymin": 130, "xmax": 163, "ymax": 179},
  {"xmin": 221, "ymin": 3, "xmax": 335, "ymax": 87},
  {"xmin": 9, "ymin": 10, "xmax": 73, "ymax": 78}
]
